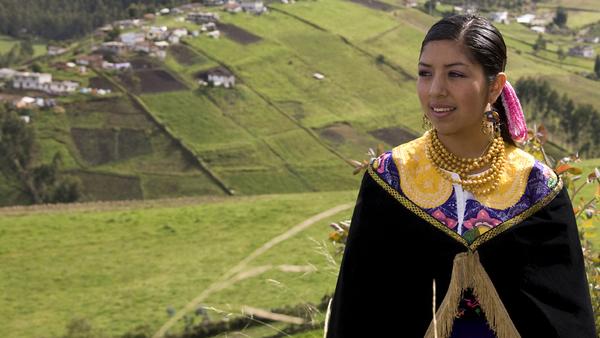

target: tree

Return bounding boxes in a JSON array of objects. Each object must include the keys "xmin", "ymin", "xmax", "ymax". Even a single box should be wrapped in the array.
[
  {"xmin": 553, "ymin": 6, "xmax": 568, "ymax": 28},
  {"xmin": 31, "ymin": 62, "xmax": 42, "ymax": 73},
  {"xmin": 105, "ymin": 26, "xmax": 121, "ymax": 42},
  {"xmin": 594, "ymin": 55, "xmax": 600, "ymax": 79},
  {"xmin": 0, "ymin": 105, "xmax": 82, "ymax": 204},
  {"xmin": 19, "ymin": 39, "xmax": 34, "ymax": 59},
  {"xmin": 557, "ymin": 46, "xmax": 567, "ymax": 65},
  {"xmin": 532, "ymin": 34, "xmax": 546, "ymax": 54}
]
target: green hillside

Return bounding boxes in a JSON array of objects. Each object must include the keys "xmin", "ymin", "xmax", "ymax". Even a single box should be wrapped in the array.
[
  {"xmin": 0, "ymin": 189, "xmax": 357, "ymax": 337},
  {"xmin": 1, "ymin": 1, "xmax": 600, "ymax": 203}
]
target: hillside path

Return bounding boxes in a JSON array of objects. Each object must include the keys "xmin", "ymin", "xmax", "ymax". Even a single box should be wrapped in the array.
[{"xmin": 152, "ymin": 202, "xmax": 355, "ymax": 338}]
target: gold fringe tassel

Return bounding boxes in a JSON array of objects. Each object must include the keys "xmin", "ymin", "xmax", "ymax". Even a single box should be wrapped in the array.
[
  {"xmin": 323, "ymin": 297, "xmax": 333, "ymax": 338},
  {"xmin": 424, "ymin": 251, "xmax": 521, "ymax": 338}
]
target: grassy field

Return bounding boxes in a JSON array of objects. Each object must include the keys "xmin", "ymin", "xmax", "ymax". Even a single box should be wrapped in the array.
[
  {"xmin": 0, "ymin": 189, "xmax": 359, "ymax": 337},
  {"xmin": 567, "ymin": 157, "xmax": 600, "ymax": 249},
  {"xmin": 0, "ymin": 34, "xmax": 46, "ymax": 57}
]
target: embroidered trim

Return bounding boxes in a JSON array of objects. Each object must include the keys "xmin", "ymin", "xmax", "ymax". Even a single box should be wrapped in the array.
[
  {"xmin": 391, "ymin": 133, "xmax": 536, "ymax": 210},
  {"xmin": 367, "ymin": 164, "xmax": 564, "ymax": 251},
  {"xmin": 367, "ymin": 165, "xmax": 469, "ymax": 248},
  {"xmin": 470, "ymin": 177, "xmax": 563, "ymax": 250},
  {"xmin": 393, "ymin": 138, "xmax": 453, "ymax": 208}
]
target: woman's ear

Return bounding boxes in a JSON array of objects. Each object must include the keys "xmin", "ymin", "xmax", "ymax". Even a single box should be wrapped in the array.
[{"xmin": 489, "ymin": 72, "xmax": 507, "ymax": 103}]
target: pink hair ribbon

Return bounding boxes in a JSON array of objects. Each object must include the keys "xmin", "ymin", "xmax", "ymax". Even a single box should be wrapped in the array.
[{"xmin": 500, "ymin": 80, "xmax": 528, "ymax": 143}]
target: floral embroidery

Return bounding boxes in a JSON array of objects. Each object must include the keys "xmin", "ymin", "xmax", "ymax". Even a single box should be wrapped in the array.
[
  {"xmin": 463, "ymin": 225, "xmax": 492, "ymax": 245},
  {"xmin": 463, "ymin": 209, "xmax": 501, "ymax": 230},
  {"xmin": 432, "ymin": 209, "xmax": 458, "ymax": 229},
  {"xmin": 456, "ymin": 289, "xmax": 484, "ymax": 319}
]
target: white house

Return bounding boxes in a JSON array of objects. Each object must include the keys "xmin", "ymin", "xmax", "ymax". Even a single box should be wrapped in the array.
[
  {"xmin": 47, "ymin": 80, "xmax": 79, "ymax": 93},
  {"xmin": 146, "ymin": 26, "xmax": 169, "ymax": 41},
  {"xmin": 199, "ymin": 67, "xmax": 235, "ymax": 88},
  {"xmin": 154, "ymin": 41, "xmax": 170, "ymax": 49},
  {"xmin": 120, "ymin": 32, "xmax": 146, "ymax": 46},
  {"xmin": 202, "ymin": 0, "xmax": 226, "ymax": 5},
  {"xmin": 0, "ymin": 68, "xmax": 17, "ymax": 80},
  {"xmin": 206, "ymin": 30, "xmax": 221, "ymax": 39},
  {"xmin": 47, "ymin": 45, "xmax": 68, "ymax": 56},
  {"xmin": 187, "ymin": 12, "xmax": 220, "ymax": 23},
  {"xmin": 531, "ymin": 26, "xmax": 546, "ymax": 34},
  {"xmin": 223, "ymin": 1, "xmax": 242, "ymax": 13},
  {"xmin": 76, "ymin": 54, "xmax": 104, "ymax": 68},
  {"xmin": 102, "ymin": 61, "xmax": 132, "ymax": 70},
  {"xmin": 490, "ymin": 11, "xmax": 509, "ymax": 24},
  {"xmin": 100, "ymin": 41, "xmax": 127, "ymax": 55},
  {"xmin": 201, "ymin": 22, "xmax": 217, "ymax": 32},
  {"xmin": 133, "ymin": 41, "xmax": 153, "ymax": 53},
  {"xmin": 403, "ymin": 0, "xmax": 416, "ymax": 7},
  {"xmin": 171, "ymin": 28, "xmax": 188, "ymax": 38},
  {"xmin": 114, "ymin": 19, "xmax": 140, "ymax": 29},
  {"xmin": 313, "ymin": 72, "xmax": 325, "ymax": 80},
  {"xmin": 12, "ymin": 72, "xmax": 52, "ymax": 90},
  {"xmin": 11, "ymin": 71, "xmax": 79, "ymax": 94},
  {"xmin": 517, "ymin": 14, "xmax": 535, "ymax": 24},
  {"xmin": 241, "ymin": 1, "xmax": 267, "ymax": 14},
  {"xmin": 569, "ymin": 45, "xmax": 595, "ymax": 58}
]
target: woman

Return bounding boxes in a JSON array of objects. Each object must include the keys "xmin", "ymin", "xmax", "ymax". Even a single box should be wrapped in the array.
[{"xmin": 324, "ymin": 14, "xmax": 596, "ymax": 338}]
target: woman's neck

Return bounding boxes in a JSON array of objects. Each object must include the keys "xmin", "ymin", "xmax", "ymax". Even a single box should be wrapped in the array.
[{"xmin": 436, "ymin": 130, "xmax": 492, "ymax": 159}]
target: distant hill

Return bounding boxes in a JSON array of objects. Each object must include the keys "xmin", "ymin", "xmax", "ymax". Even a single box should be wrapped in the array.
[
  {"xmin": 0, "ymin": 0, "xmax": 189, "ymax": 40},
  {"xmin": 1, "ymin": 0, "xmax": 599, "ymax": 205}
]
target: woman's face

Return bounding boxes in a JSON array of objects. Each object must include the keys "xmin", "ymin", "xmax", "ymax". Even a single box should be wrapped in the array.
[{"xmin": 417, "ymin": 40, "xmax": 495, "ymax": 138}]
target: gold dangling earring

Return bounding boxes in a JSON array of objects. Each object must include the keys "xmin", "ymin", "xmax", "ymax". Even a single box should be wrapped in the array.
[
  {"xmin": 482, "ymin": 109, "xmax": 500, "ymax": 137},
  {"xmin": 422, "ymin": 115, "xmax": 433, "ymax": 130}
]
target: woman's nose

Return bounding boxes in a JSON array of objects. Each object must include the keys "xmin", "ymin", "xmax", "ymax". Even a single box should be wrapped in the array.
[{"xmin": 429, "ymin": 75, "xmax": 448, "ymax": 97}]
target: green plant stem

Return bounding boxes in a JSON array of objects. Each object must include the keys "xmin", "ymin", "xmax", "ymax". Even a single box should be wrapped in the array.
[{"xmin": 575, "ymin": 196, "xmax": 597, "ymax": 220}]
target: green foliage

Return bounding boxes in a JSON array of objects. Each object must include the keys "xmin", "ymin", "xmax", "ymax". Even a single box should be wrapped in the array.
[
  {"xmin": 105, "ymin": 26, "xmax": 121, "ymax": 42},
  {"xmin": 0, "ymin": 0, "xmax": 190, "ymax": 41},
  {"xmin": 0, "ymin": 105, "xmax": 82, "ymax": 204},
  {"xmin": 595, "ymin": 55, "xmax": 600, "ymax": 79},
  {"xmin": 557, "ymin": 46, "xmax": 567, "ymax": 63},
  {"xmin": 532, "ymin": 34, "xmax": 546, "ymax": 54},
  {"xmin": 515, "ymin": 77, "xmax": 600, "ymax": 157},
  {"xmin": 554, "ymin": 6, "xmax": 568, "ymax": 28}
]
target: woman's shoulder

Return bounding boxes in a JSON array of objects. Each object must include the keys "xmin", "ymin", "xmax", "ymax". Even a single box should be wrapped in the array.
[{"xmin": 505, "ymin": 145, "xmax": 560, "ymax": 192}]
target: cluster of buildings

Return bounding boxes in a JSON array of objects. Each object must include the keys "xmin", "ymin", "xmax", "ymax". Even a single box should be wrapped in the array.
[
  {"xmin": 484, "ymin": 10, "xmax": 597, "ymax": 59},
  {"xmin": 199, "ymin": 0, "xmax": 269, "ymax": 14},
  {"xmin": 0, "ymin": 65, "xmax": 113, "ymax": 98},
  {"xmin": 0, "ymin": 68, "xmax": 79, "ymax": 95},
  {"xmin": 94, "ymin": 26, "xmax": 192, "ymax": 60}
]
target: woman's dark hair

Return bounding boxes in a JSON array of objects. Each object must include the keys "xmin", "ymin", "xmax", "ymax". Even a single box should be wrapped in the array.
[{"xmin": 420, "ymin": 14, "xmax": 515, "ymax": 146}]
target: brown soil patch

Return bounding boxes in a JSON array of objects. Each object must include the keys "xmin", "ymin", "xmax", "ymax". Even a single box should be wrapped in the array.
[
  {"xmin": 217, "ymin": 23, "xmax": 262, "ymax": 45},
  {"xmin": 72, "ymin": 170, "xmax": 143, "ymax": 201},
  {"xmin": 89, "ymin": 77, "xmax": 116, "ymax": 90},
  {"xmin": 71, "ymin": 128, "xmax": 152, "ymax": 165},
  {"xmin": 169, "ymin": 44, "xmax": 207, "ymax": 65},
  {"xmin": 317, "ymin": 122, "xmax": 357, "ymax": 145},
  {"xmin": 136, "ymin": 69, "xmax": 188, "ymax": 93},
  {"xmin": 130, "ymin": 57, "xmax": 161, "ymax": 70},
  {"xmin": 368, "ymin": 126, "xmax": 419, "ymax": 146}
]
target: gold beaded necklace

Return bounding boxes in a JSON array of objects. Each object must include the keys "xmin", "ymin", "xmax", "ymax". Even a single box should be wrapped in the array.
[{"xmin": 425, "ymin": 129, "xmax": 505, "ymax": 195}]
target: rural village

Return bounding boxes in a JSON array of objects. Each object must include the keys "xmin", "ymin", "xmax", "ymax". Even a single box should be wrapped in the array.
[{"xmin": 0, "ymin": 0, "xmax": 599, "ymax": 125}]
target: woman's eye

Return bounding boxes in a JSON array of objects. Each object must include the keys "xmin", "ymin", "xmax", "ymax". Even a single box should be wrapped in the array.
[
  {"xmin": 418, "ymin": 71, "xmax": 429, "ymax": 76},
  {"xmin": 449, "ymin": 72, "xmax": 464, "ymax": 77}
]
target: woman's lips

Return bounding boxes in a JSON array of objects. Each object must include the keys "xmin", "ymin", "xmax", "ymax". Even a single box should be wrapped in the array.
[{"xmin": 430, "ymin": 107, "xmax": 456, "ymax": 118}]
